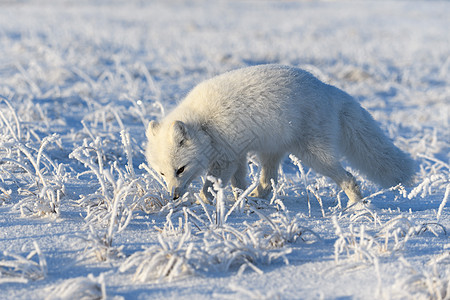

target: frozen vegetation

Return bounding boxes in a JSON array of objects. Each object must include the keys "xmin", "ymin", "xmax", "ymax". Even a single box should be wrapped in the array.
[{"xmin": 0, "ymin": 1, "xmax": 448, "ymax": 299}]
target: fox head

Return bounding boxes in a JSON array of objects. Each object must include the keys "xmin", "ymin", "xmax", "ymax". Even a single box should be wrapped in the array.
[{"xmin": 145, "ymin": 119, "xmax": 211, "ymax": 199}]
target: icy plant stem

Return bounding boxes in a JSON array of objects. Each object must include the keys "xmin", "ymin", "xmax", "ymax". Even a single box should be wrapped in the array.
[
  {"xmin": 81, "ymin": 121, "xmax": 104, "ymax": 175},
  {"xmin": 17, "ymin": 143, "xmax": 47, "ymax": 188},
  {"xmin": 289, "ymin": 154, "xmax": 311, "ymax": 216},
  {"xmin": 0, "ymin": 110, "xmax": 18, "ymax": 140},
  {"xmin": 0, "ymin": 96, "xmax": 22, "ymax": 140},
  {"xmin": 437, "ymin": 184, "xmax": 449, "ymax": 221},
  {"xmin": 0, "ymin": 158, "xmax": 34, "ymax": 177},
  {"xmin": 216, "ymin": 186, "xmax": 225, "ymax": 227},
  {"xmin": 106, "ymin": 186, "xmax": 121, "ymax": 246},
  {"xmin": 360, "ymin": 184, "xmax": 403, "ymax": 203},
  {"xmin": 120, "ymin": 129, "xmax": 135, "ymax": 178},
  {"xmin": 332, "ymin": 216, "xmax": 344, "ymax": 263},
  {"xmin": 307, "ymin": 186, "xmax": 325, "ymax": 217},
  {"xmin": 248, "ymin": 206, "xmax": 280, "ymax": 235},
  {"xmin": 224, "ymin": 178, "xmax": 259, "ymax": 223},
  {"xmin": 137, "ymin": 62, "xmax": 160, "ymax": 99},
  {"xmin": 111, "ymin": 108, "xmax": 125, "ymax": 130},
  {"xmin": 417, "ymin": 153, "xmax": 450, "ymax": 170},
  {"xmin": 30, "ymin": 241, "xmax": 47, "ymax": 277},
  {"xmin": 139, "ymin": 163, "xmax": 165, "ymax": 189},
  {"xmin": 0, "ymin": 241, "xmax": 47, "ymax": 282},
  {"xmin": 70, "ymin": 149, "xmax": 109, "ymax": 200},
  {"xmin": 35, "ymin": 135, "xmax": 57, "ymax": 176}
]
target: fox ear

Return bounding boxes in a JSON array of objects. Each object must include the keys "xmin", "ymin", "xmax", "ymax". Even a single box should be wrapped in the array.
[
  {"xmin": 171, "ymin": 120, "xmax": 189, "ymax": 145},
  {"xmin": 146, "ymin": 120, "xmax": 159, "ymax": 138}
]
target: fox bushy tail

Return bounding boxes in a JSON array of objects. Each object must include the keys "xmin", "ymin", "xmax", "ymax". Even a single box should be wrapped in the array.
[{"xmin": 339, "ymin": 101, "xmax": 415, "ymax": 188}]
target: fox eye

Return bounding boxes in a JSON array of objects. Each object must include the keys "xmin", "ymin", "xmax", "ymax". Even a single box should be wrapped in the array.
[
  {"xmin": 160, "ymin": 172, "xmax": 165, "ymax": 176},
  {"xmin": 176, "ymin": 166, "xmax": 185, "ymax": 176}
]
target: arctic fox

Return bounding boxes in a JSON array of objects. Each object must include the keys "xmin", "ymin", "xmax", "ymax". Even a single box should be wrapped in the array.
[{"xmin": 146, "ymin": 64, "xmax": 414, "ymax": 206}]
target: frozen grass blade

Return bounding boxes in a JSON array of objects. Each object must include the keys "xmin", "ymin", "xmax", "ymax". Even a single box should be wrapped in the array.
[
  {"xmin": 289, "ymin": 154, "xmax": 311, "ymax": 216},
  {"xmin": 437, "ymin": 184, "xmax": 449, "ymax": 222},
  {"xmin": 139, "ymin": 163, "xmax": 165, "ymax": 190},
  {"xmin": 78, "ymin": 224, "xmax": 125, "ymax": 262},
  {"xmin": 394, "ymin": 255, "xmax": 450, "ymax": 300},
  {"xmin": 0, "ymin": 241, "xmax": 47, "ymax": 283},
  {"xmin": 224, "ymin": 178, "xmax": 259, "ymax": 223},
  {"xmin": 120, "ymin": 130, "xmax": 135, "ymax": 178},
  {"xmin": 45, "ymin": 273, "xmax": 107, "ymax": 300},
  {"xmin": 307, "ymin": 186, "xmax": 325, "ymax": 217},
  {"xmin": 120, "ymin": 225, "xmax": 194, "ymax": 282},
  {"xmin": 0, "ymin": 96, "xmax": 22, "ymax": 141},
  {"xmin": 0, "ymin": 133, "xmax": 66, "ymax": 217}
]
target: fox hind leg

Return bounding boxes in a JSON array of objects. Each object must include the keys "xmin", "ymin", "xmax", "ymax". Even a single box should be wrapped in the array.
[
  {"xmin": 337, "ymin": 171, "xmax": 363, "ymax": 206},
  {"xmin": 295, "ymin": 149, "xmax": 362, "ymax": 207}
]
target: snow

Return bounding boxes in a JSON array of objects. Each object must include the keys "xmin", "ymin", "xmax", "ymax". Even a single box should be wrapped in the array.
[{"xmin": 0, "ymin": 0, "xmax": 449, "ymax": 299}]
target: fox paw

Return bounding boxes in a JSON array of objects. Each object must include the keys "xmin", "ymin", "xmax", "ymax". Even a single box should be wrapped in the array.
[
  {"xmin": 249, "ymin": 186, "xmax": 271, "ymax": 199},
  {"xmin": 346, "ymin": 199, "xmax": 373, "ymax": 212},
  {"xmin": 197, "ymin": 190, "xmax": 212, "ymax": 205}
]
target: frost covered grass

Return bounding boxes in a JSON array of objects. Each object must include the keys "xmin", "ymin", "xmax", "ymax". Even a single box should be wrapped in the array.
[
  {"xmin": 45, "ymin": 273, "xmax": 106, "ymax": 300},
  {"xmin": 0, "ymin": 0, "xmax": 449, "ymax": 299},
  {"xmin": 0, "ymin": 98, "xmax": 66, "ymax": 218},
  {"xmin": 0, "ymin": 242, "xmax": 47, "ymax": 284}
]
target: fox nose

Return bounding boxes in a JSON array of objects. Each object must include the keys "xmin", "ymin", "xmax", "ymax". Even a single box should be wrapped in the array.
[
  {"xmin": 170, "ymin": 186, "xmax": 180, "ymax": 200},
  {"xmin": 168, "ymin": 182, "xmax": 185, "ymax": 200},
  {"xmin": 173, "ymin": 187, "xmax": 182, "ymax": 199}
]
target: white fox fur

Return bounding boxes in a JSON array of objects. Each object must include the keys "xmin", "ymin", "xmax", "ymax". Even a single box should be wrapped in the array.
[{"xmin": 145, "ymin": 64, "xmax": 414, "ymax": 206}]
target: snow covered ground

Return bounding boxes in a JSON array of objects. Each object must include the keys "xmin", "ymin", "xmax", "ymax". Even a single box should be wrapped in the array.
[{"xmin": 0, "ymin": 0, "xmax": 449, "ymax": 299}]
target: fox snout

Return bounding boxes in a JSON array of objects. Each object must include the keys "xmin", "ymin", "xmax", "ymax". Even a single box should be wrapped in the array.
[
  {"xmin": 168, "ymin": 185, "xmax": 184, "ymax": 200},
  {"xmin": 172, "ymin": 189, "xmax": 180, "ymax": 200}
]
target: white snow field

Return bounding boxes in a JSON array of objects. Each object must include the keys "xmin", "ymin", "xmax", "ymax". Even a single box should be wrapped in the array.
[{"xmin": 0, "ymin": 0, "xmax": 449, "ymax": 299}]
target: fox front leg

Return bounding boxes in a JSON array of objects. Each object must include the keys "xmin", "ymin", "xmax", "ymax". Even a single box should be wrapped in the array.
[
  {"xmin": 199, "ymin": 161, "xmax": 238, "ymax": 204},
  {"xmin": 250, "ymin": 152, "xmax": 283, "ymax": 199}
]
